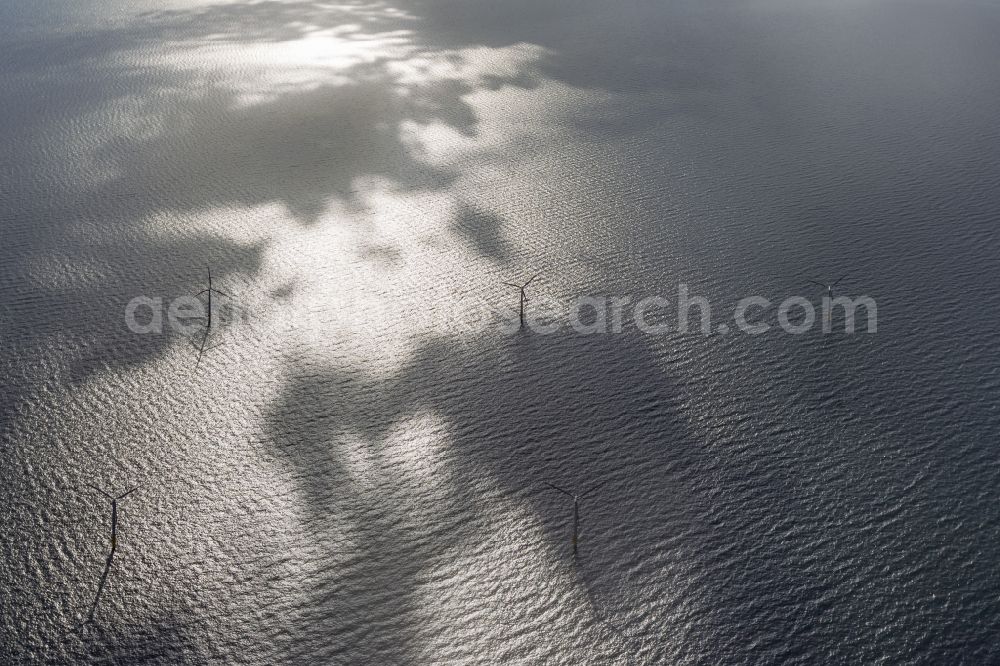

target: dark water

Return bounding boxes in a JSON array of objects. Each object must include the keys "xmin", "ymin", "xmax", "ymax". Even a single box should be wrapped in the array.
[{"xmin": 2, "ymin": 0, "xmax": 1000, "ymax": 663}]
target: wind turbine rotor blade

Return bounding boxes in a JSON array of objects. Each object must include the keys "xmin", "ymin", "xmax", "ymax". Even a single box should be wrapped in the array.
[
  {"xmin": 544, "ymin": 481, "xmax": 575, "ymax": 498},
  {"xmin": 581, "ymin": 481, "xmax": 607, "ymax": 498},
  {"xmin": 86, "ymin": 484, "xmax": 113, "ymax": 500}
]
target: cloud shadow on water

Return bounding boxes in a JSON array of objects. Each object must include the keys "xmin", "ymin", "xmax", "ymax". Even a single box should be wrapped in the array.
[
  {"xmin": 259, "ymin": 323, "xmax": 854, "ymax": 661},
  {"xmin": 0, "ymin": 0, "xmax": 749, "ymax": 661}
]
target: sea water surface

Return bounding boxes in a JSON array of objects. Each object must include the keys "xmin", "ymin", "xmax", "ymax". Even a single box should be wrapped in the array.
[{"xmin": 2, "ymin": 0, "xmax": 1000, "ymax": 663}]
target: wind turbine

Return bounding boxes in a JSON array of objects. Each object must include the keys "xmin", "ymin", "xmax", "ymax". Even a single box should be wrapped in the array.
[
  {"xmin": 503, "ymin": 274, "xmax": 538, "ymax": 330},
  {"xmin": 808, "ymin": 274, "xmax": 847, "ymax": 299},
  {"xmin": 544, "ymin": 480, "xmax": 606, "ymax": 563},
  {"xmin": 83, "ymin": 485, "xmax": 139, "ymax": 623},
  {"xmin": 192, "ymin": 266, "xmax": 230, "ymax": 367}
]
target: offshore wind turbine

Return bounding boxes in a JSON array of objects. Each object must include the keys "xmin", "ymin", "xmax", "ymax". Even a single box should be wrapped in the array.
[
  {"xmin": 82, "ymin": 485, "xmax": 139, "ymax": 623},
  {"xmin": 503, "ymin": 274, "xmax": 538, "ymax": 330},
  {"xmin": 192, "ymin": 266, "xmax": 230, "ymax": 367},
  {"xmin": 544, "ymin": 480, "xmax": 606, "ymax": 563},
  {"xmin": 808, "ymin": 274, "xmax": 847, "ymax": 299}
]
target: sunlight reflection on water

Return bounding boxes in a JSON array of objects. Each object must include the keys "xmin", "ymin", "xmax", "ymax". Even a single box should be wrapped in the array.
[{"xmin": 3, "ymin": 0, "xmax": 1000, "ymax": 663}]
